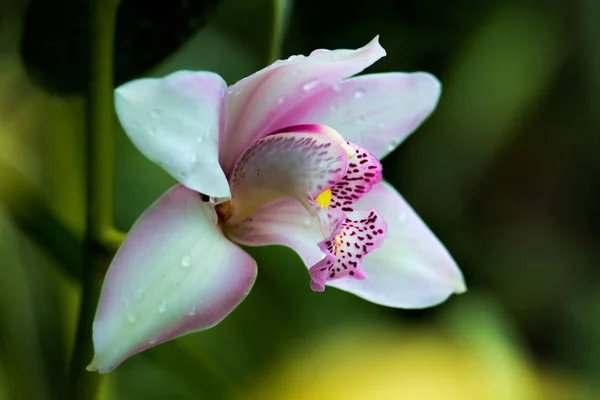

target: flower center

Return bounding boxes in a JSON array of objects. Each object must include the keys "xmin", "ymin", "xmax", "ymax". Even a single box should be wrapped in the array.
[
  {"xmin": 215, "ymin": 200, "xmax": 232, "ymax": 222},
  {"xmin": 315, "ymin": 188, "xmax": 332, "ymax": 209}
]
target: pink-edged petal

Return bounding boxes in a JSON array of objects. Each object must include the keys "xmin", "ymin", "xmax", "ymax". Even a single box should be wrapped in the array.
[
  {"xmin": 226, "ymin": 131, "xmax": 350, "ymax": 226},
  {"xmin": 328, "ymin": 181, "xmax": 466, "ymax": 308},
  {"xmin": 115, "ymin": 71, "xmax": 231, "ymax": 198},
  {"xmin": 267, "ymin": 72, "xmax": 442, "ymax": 160},
  {"xmin": 309, "ymin": 209, "xmax": 387, "ymax": 292},
  {"xmin": 89, "ymin": 184, "xmax": 256, "ymax": 373},
  {"xmin": 219, "ymin": 36, "xmax": 386, "ymax": 173},
  {"xmin": 227, "ymin": 198, "xmax": 326, "ymax": 266}
]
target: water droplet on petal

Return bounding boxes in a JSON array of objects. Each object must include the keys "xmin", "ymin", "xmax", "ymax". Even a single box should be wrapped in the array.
[
  {"xmin": 398, "ymin": 213, "xmax": 408, "ymax": 223},
  {"xmin": 378, "ymin": 122, "xmax": 386, "ymax": 129},
  {"xmin": 148, "ymin": 125, "xmax": 157, "ymax": 136},
  {"xmin": 387, "ymin": 139, "xmax": 401, "ymax": 152},
  {"xmin": 302, "ymin": 80, "xmax": 319, "ymax": 91},
  {"xmin": 355, "ymin": 115, "xmax": 365, "ymax": 124},
  {"xmin": 354, "ymin": 88, "xmax": 366, "ymax": 99},
  {"xmin": 135, "ymin": 289, "xmax": 145, "ymax": 302},
  {"xmin": 190, "ymin": 154, "xmax": 198, "ymax": 163},
  {"xmin": 303, "ymin": 217, "xmax": 312, "ymax": 226},
  {"xmin": 187, "ymin": 306, "xmax": 197, "ymax": 316},
  {"xmin": 310, "ymin": 49, "xmax": 329, "ymax": 55},
  {"xmin": 150, "ymin": 108, "xmax": 162, "ymax": 118},
  {"xmin": 329, "ymin": 103, "xmax": 338, "ymax": 113},
  {"xmin": 181, "ymin": 254, "xmax": 191, "ymax": 267},
  {"xmin": 148, "ymin": 338, "xmax": 157, "ymax": 345},
  {"xmin": 209, "ymin": 197, "xmax": 218, "ymax": 204},
  {"xmin": 126, "ymin": 311, "xmax": 137, "ymax": 323},
  {"xmin": 158, "ymin": 299, "xmax": 167, "ymax": 313},
  {"xmin": 332, "ymin": 83, "xmax": 342, "ymax": 92},
  {"xmin": 277, "ymin": 96, "xmax": 285, "ymax": 104}
]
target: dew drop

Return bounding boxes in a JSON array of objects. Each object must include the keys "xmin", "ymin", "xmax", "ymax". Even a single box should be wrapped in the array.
[
  {"xmin": 310, "ymin": 49, "xmax": 329, "ymax": 55},
  {"xmin": 387, "ymin": 139, "xmax": 401, "ymax": 152},
  {"xmin": 378, "ymin": 122, "xmax": 386, "ymax": 129},
  {"xmin": 209, "ymin": 197, "xmax": 218, "ymax": 204},
  {"xmin": 150, "ymin": 108, "xmax": 162, "ymax": 118},
  {"xmin": 135, "ymin": 289, "xmax": 145, "ymax": 302},
  {"xmin": 332, "ymin": 83, "xmax": 342, "ymax": 92},
  {"xmin": 181, "ymin": 254, "xmax": 191, "ymax": 268},
  {"xmin": 398, "ymin": 213, "xmax": 408, "ymax": 223},
  {"xmin": 148, "ymin": 338, "xmax": 157, "ymax": 345},
  {"xmin": 277, "ymin": 96, "xmax": 285, "ymax": 104},
  {"xmin": 303, "ymin": 217, "xmax": 312, "ymax": 226},
  {"xmin": 329, "ymin": 103, "xmax": 338, "ymax": 113},
  {"xmin": 190, "ymin": 154, "xmax": 198, "ymax": 163},
  {"xmin": 148, "ymin": 125, "xmax": 157, "ymax": 136},
  {"xmin": 126, "ymin": 311, "xmax": 137, "ymax": 323},
  {"xmin": 302, "ymin": 80, "xmax": 319, "ymax": 91},
  {"xmin": 187, "ymin": 306, "xmax": 197, "ymax": 316},
  {"xmin": 354, "ymin": 88, "xmax": 366, "ymax": 99},
  {"xmin": 158, "ymin": 299, "xmax": 167, "ymax": 313}
]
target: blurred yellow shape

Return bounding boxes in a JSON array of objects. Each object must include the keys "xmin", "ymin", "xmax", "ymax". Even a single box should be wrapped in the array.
[{"xmin": 254, "ymin": 327, "xmax": 539, "ymax": 400}]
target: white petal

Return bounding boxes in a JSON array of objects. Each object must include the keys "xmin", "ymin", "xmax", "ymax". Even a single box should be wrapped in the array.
[
  {"xmin": 90, "ymin": 185, "xmax": 256, "ymax": 373},
  {"xmin": 228, "ymin": 198, "xmax": 324, "ymax": 267},
  {"xmin": 303, "ymin": 72, "xmax": 441, "ymax": 159},
  {"xmin": 115, "ymin": 71, "xmax": 231, "ymax": 198},
  {"xmin": 220, "ymin": 36, "xmax": 386, "ymax": 173},
  {"xmin": 328, "ymin": 182, "xmax": 466, "ymax": 308}
]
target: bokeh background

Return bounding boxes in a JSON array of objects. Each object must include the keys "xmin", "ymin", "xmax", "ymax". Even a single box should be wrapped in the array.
[{"xmin": 1, "ymin": 0, "xmax": 599, "ymax": 398}]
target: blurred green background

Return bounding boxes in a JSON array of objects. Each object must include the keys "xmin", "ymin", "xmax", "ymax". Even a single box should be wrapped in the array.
[{"xmin": 1, "ymin": 0, "xmax": 599, "ymax": 398}]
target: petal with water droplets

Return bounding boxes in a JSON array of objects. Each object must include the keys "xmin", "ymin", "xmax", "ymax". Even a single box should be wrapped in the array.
[
  {"xmin": 89, "ymin": 184, "xmax": 256, "ymax": 373},
  {"xmin": 266, "ymin": 72, "xmax": 441, "ymax": 160},
  {"xmin": 115, "ymin": 71, "xmax": 231, "ymax": 198},
  {"xmin": 220, "ymin": 36, "xmax": 386, "ymax": 173}
]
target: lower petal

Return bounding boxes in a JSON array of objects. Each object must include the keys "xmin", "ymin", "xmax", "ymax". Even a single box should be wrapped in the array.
[
  {"xmin": 89, "ymin": 184, "xmax": 257, "ymax": 373},
  {"xmin": 328, "ymin": 181, "xmax": 466, "ymax": 308},
  {"xmin": 227, "ymin": 198, "xmax": 325, "ymax": 267}
]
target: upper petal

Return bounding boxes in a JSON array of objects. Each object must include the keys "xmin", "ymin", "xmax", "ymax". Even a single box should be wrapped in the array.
[
  {"xmin": 89, "ymin": 184, "xmax": 257, "ymax": 373},
  {"xmin": 328, "ymin": 181, "xmax": 466, "ymax": 308},
  {"xmin": 220, "ymin": 36, "xmax": 386, "ymax": 173},
  {"xmin": 270, "ymin": 72, "xmax": 442, "ymax": 160},
  {"xmin": 115, "ymin": 71, "xmax": 231, "ymax": 198}
]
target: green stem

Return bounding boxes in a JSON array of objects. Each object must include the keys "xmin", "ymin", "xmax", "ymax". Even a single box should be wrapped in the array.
[
  {"xmin": 68, "ymin": 0, "xmax": 119, "ymax": 397},
  {"xmin": 0, "ymin": 160, "xmax": 82, "ymax": 280},
  {"xmin": 267, "ymin": 0, "xmax": 290, "ymax": 64}
]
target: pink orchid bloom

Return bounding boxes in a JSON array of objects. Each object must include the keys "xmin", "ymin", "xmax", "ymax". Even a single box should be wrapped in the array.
[{"xmin": 88, "ymin": 37, "xmax": 466, "ymax": 373}]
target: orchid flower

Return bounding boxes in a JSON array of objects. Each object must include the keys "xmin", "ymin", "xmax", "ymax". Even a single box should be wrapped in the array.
[{"xmin": 88, "ymin": 36, "xmax": 466, "ymax": 373}]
